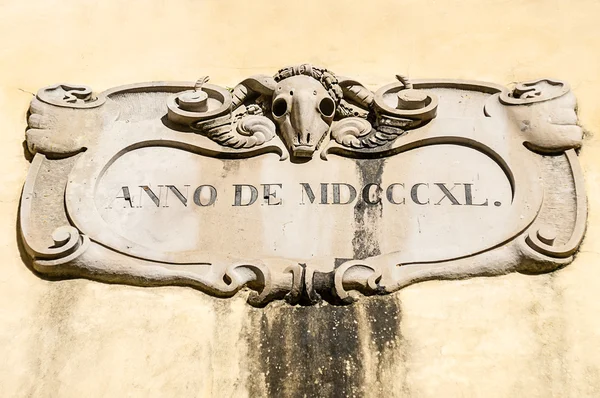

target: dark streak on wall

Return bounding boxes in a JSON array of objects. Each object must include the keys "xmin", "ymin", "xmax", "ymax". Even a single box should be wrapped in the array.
[
  {"xmin": 353, "ymin": 159, "xmax": 385, "ymax": 260},
  {"xmin": 248, "ymin": 303, "xmax": 365, "ymax": 398}
]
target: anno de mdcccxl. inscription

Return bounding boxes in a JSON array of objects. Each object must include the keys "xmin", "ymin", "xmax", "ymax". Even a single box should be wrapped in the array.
[
  {"xmin": 19, "ymin": 64, "xmax": 586, "ymax": 306},
  {"xmin": 107, "ymin": 182, "xmax": 494, "ymax": 208}
]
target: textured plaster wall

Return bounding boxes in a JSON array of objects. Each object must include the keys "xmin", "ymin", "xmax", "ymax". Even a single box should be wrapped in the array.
[{"xmin": 1, "ymin": 1, "xmax": 600, "ymax": 397}]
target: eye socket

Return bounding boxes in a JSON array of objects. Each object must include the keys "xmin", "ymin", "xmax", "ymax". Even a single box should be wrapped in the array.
[
  {"xmin": 272, "ymin": 98, "xmax": 288, "ymax": 117},
  {"xmin": 319, "ymin": 97, "xmax": 335, "ymax": 117}
]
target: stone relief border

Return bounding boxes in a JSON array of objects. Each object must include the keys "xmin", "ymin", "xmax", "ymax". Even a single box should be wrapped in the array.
[{"xmin": 20, "ymin": 65, "xmax": 587, "ymax": 306}]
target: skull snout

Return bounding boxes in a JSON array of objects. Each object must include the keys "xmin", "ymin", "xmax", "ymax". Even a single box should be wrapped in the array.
[
  {"xmin": 271, "ymin": 75, "xmax": 337, "ymax": 158},
  {"xmin": 290, "ymin": 93, "xmax": 323, "ymax": 147}
]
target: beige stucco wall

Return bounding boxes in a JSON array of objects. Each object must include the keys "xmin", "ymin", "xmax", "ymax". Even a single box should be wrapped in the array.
[{"xmin": 1, "ymin": 1, "xmax": 600, "ymax": 396}]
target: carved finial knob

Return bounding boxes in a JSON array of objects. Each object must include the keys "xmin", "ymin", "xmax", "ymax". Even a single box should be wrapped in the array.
[
  {"xmin": 396, "ymin": 89, "xmax": 428, "ymax": 110},
  {"xmin": 537, "ymin": 226, "xmax": 557, "ymax": 246},
  {"xmin": 178, "ymin": 90, "xmax": 209, "ymax": 112},
  {"xmin": 177, "ymin": 76, "xmax": 210, "ymax": 112}
]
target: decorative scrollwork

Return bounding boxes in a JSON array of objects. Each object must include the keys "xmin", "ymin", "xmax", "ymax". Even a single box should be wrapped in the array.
[
  {"xmin": 523, "ymin": 150, "xmax": 587, "ymax": 258},
  {"xmin": 37, "ymin": 84, "xmax": 105, "ymax": 108},
  {"xmin": 36, "ymin": 226, "xmax": 88, "ymax": 260},
  {"xmin": 284, "ymin": 263, "xmax": 304, "ymax": 305},
  {"xmin": 166, "ymin": 82, "xmax": 232, "ymax": 126},
  {"xmin": 373, "ymin": 77, "xmax": 438, "ymax": 125},
  {"xmin": 224, "ymin": 263, "xmax": 277, "ymax": 307},
  {"xmin": 499, "ymin": 78, "xmax": 570, "ymax": 105},
  {"xmin": 333, "ymin": 262, "xmax": 383, "ymax": 304},
  {"xmin": 25, "ymin": 226, "xmax": 91, "ymax": 273},
  {"xmin": 26, "ymin": 83, "xmax": 119, "ymax": 157},
  {"xmin": 489, "ymin": 79, "xmax": 583, "ymax": 154}
]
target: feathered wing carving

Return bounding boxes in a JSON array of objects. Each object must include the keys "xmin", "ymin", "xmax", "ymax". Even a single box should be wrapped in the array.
[
  {"xmin": 331, "ymin": 117, "xmax": 407, "ymax": 149},
  {"xmin": 201, "ymin": 114, "xmax": 276, "ymax": 149}
]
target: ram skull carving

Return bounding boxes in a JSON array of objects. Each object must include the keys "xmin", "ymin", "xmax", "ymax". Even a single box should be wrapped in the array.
[{"xmin": 170, "ymin": 64, "xmax": 438, "ymax": 159}]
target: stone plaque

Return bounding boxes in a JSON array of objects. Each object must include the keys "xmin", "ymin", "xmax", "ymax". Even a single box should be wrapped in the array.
[{"xmin": 20, "ymin": 65, "xmax": 587, "ymax": 306}]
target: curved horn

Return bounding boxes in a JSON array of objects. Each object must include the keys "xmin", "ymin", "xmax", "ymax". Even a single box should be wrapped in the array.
[
  {"xmin": 231, "ymin": 75, "xmax": 276, "ymax": 109},
  {"xmin": 338, "ymin": 77, "xmax": 374, "ymax": 109}
]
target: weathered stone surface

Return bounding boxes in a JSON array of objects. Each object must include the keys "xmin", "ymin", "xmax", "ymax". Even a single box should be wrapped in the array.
[
  {"xmin": 19, "ymin": 69, "xmax": 586, "ymax": 306},
  {"xmin": 3, "ymin": 1, "xmax": 600, "ymax": 396}
]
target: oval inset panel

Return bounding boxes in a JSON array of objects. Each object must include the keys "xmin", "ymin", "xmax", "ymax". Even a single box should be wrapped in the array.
[{"xmin": 94, "ymin": 144, "xmax": 513, "ymax": 268}]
